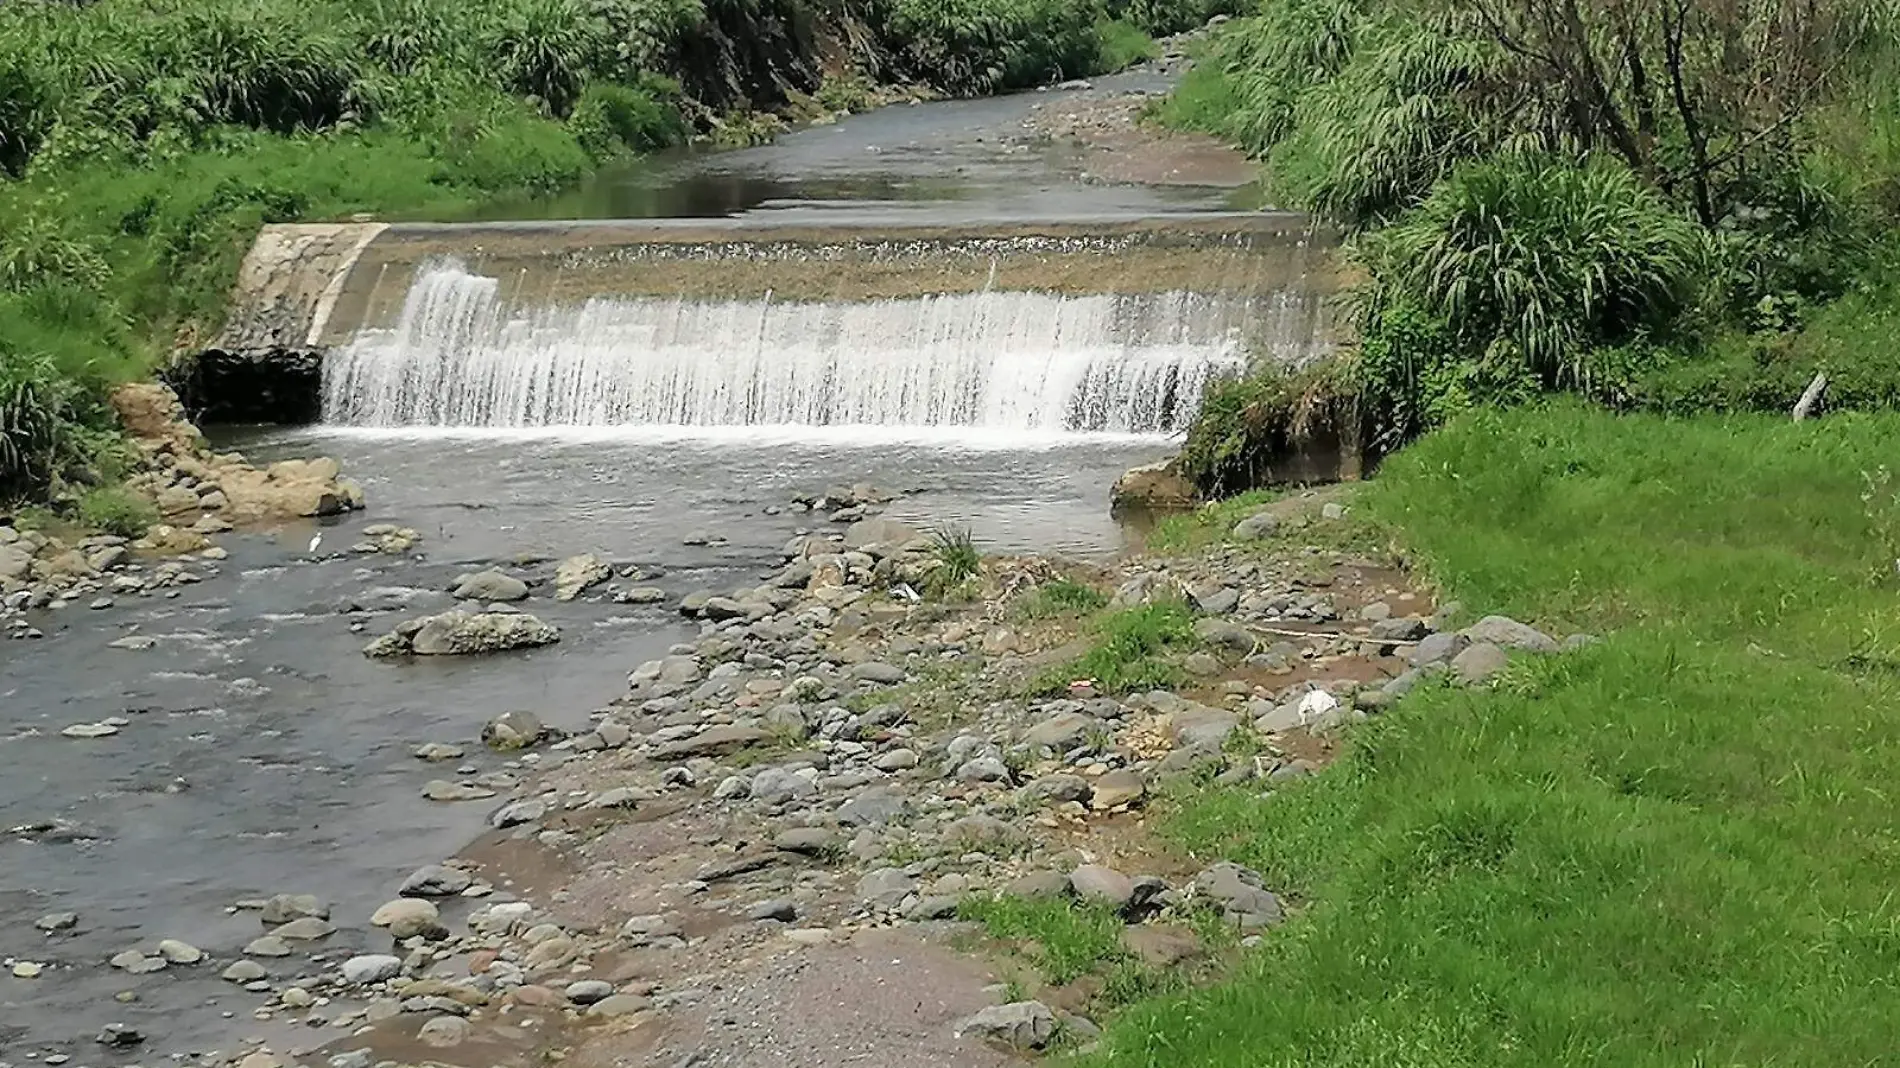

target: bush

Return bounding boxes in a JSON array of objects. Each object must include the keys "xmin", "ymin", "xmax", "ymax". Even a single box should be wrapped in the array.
[
  {"xmin": 567, "ymin": 77, "xmax": 687, "ymax": 160},
  {"xmin": 0, "ymin": 351, "xmax": 86, "ymax": 502},
  {"xmin": 886, "ymin": 0, "xmax": 1120, "ymax": 96},
  {"xmin": 76, "ymin": 485, "xmax": 158, "ymax": 537}
]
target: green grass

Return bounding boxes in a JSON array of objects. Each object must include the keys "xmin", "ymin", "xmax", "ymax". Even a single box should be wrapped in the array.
[
  {"xmin": 1013, "ymin": 576, "xmax": 1110, "ymax": 621},
  {"xmin": 1030, "ymin": 600, "xmax": 1198, "ymax": 696},
  {"xmin": 75, "ymin": 485, "xmax": 157, "ymax": 537},
  {"xmin": 1145, "ymin": 489, "xmax": 1278, "ymax": 554},
  {"xmin": 1082, "ymin": 403, "xmax": 1900, "ymax": 1068},
  {"xmin": 1094, "ymin": 18, "xmax": 1159, "ymax": 72},
  {"xmin": 960, "ymin": 895, "xmax": 1133, "ymax": 986}
]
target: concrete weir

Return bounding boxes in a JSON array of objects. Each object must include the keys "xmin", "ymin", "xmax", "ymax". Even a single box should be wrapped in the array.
[{"xmin": 185, "ymin": 214, "xmax": 1340, "ymax": 433}]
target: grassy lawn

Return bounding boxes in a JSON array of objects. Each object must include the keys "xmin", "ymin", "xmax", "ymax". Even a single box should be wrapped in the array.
[{"xmin": 1086, "ymin": 404, "xmax": 1900, "ymax": 1067}]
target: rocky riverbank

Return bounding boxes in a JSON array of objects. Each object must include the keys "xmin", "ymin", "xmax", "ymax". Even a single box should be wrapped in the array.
[
  {"xmin": 50, "ymin": 483, "xmax": 1598, "ymax": 1068},
  {"xmin": 3, "ymin": 385, "xmax": 374, "ymax": 640}
]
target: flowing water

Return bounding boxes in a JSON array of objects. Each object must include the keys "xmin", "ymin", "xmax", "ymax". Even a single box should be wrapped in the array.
[{"xmin": 2, "ymin": 71, "xmax": 1330, "ymax": 1063}]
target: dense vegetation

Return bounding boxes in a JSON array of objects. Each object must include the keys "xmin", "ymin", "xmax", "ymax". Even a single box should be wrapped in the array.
[
  {"xmin": 1090, "ymin": 405, "xmax": 1900, "ymax": 1067},
  {"xmin": 1162, "ymin": 0, "xmax": 1900, "ymax": 491},
  {"xmin": 0, "ymin": 0, "xmax": 1228, "ymax": 505}
]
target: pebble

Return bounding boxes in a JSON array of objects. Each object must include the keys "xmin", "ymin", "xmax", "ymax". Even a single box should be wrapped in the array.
[{"xmin": 11, "ymin": 961, "xmax": 43, "ymax": 978}]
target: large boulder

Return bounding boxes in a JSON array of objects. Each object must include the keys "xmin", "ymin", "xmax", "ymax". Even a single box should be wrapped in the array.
[
  {"xmin": 1110, "ymin": 459, "xmax": 1196, "ymax": 510},
  {"xmin": 841, "ymin": 517, "xmax": 922, "ymax": 554},
  {"xmin": 451, "ymin": 570, "xmax": 530, "ymax": 602},
  {"xmin": 365, "ymin": 611, "xmax": 560, "ymax": 657}
]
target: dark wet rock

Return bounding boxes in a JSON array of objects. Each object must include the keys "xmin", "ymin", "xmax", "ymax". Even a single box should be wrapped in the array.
[
  {"xmin": 401, "ymin": 864, "xmax": 473, "ymax": 897},
  {"xmin": 1460, "ymin": 615, "xmax": 1558, "ymax": 653},
  {"xmin": 1451, "ymin": 642, "xmax": 1510, "ymax": 684},
  {"xmin": 450, "ymin": 570, "xmax": 529, "ymax": 602},
  {"xmin": 481, "ymin": 710, "xmax": 547, "ymax": 750},
  {"xmin": 97, "ymin": 1023, "xmax": 145, "ymax": 1048},
  {"xmin": 1193, "ymin": 862, "xmax": 1284, "ymax": 929},
  {"xmin": 960, "ymin": 1000, "xmax": 1058, "ymax": 1050}
]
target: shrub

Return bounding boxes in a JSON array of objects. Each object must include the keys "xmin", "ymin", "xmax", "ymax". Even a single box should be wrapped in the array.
[
  {"xmin": 567, "ymin": 77, "xmax": 686, "ymax": 160},
  {"xmin": 77, "ymin": 485, "xmax": 157, "ymax": 537},
  {"xmin": 927, "ymin": 525, "xmax": 981, "ymax": 594},
  {"xmin": 887, "ymin": 0, "xmax": 1113, "ymax": 96},
  {"xmin": 0, "ymin": 351, "xmax": 84, "ymax": 502},
  {"xmin": 485, "ymin": 0, "xmax": 615, "ymax": 116}
]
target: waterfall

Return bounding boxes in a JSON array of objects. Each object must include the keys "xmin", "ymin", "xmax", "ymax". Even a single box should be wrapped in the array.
[{"xmin": 322, "ymin": 258, "xmax": 1320, "ymax": 436}]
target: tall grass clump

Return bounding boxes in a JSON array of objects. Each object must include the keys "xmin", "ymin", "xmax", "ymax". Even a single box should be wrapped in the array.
[{"xmin": 1031, "ymin": 599, "xmax": 1197, "ymax": 695}]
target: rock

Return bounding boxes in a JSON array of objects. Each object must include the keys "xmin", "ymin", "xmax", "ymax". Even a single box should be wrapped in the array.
[
  {"xmin": 838, "ymin": 787, "xmax": 912, "ymax": 827},
  {"xmin": 34, "ymin": 911, "xmax": 78, "ymax": 931},
  {"xmin": 857, "ymin": 868, "xmax": 918, "ymax": 910},
  {"xmin": 1369, "ymin": 616, "xmax": 1428, "ymax": 641},
  {"xmin": 281, "ymin": 986, "xmax": 316, "ymax": 1009},
  {"xmin": 525, "ymin": 936, "xmax": 577, "ymax": 969},
  {"xmin": 481, "ymin": 709, "xmax": 546, "ymax": 750},
  {"xmin": 1451, "ymin": 642, "xmax": 1510, "ymax": 685},
  {"xmin": 959, "ymin": 1001, "xmax": 1058, "ymax": 1051},
  {"xmin": 1194, "ymin": 617, "xmax": 1256, "ymax": 654},
  {"xmin": 156, "ymin": 938, "xmax": 203, "ymax": 964},
  {"xmin": 620, "ymin": 586, "xmax": 668, "ymax": 603},
  {"xmin": 579, "ymin": 992, "xmax": 647, "ymax": 1018},
  {"xmin": 1090, "ymin": 768, "xmax": 1147, "ymax": 809},
  {"xmin": 746, "ymin": 898, "xmax": 799, "ymax": 922},
  {"xmin": 750, "ymin": 767, "xmax": 818, "ymax": 805},
  {"xmin": 1068, "ymin": 865, "xmax": 1136, "ymax": 910},
  {"xmin": 564, "ymin": 979, "xmax": 616, "ymax": 1005},
  {"xmin": 1232, "ymin": 511, "xmax": 1281, "ymax": 540},
  {"xmin": 244, "ymin": 936, "xmax": 292, "ymax": 958},
  {"xmin": 418, "ymin": 1016, "xmax": 472, "ymax": 1048},
  {"xmin": 1172, "ymin": 706, "xmax": 1238, "ymax": 750},
  {"xmin": 422, "ymin": 779, "xmax": 496, "ymax": 801},
  {"xmin": 1003, "ymin": 870, "xmax": 1072, "ymax": 900},
  {"xmin": 371, "ymin": 898, "xmax": 445, "ymax": 940},
  {"xmin": 1023, "ymin": 712, "xmax": 1095, "ymax": 750},
  {"xmin": 221, "ymin": 959, "xmax": 268, "ymax": 982},
  {"xmin": 1122, "ymin": 924, "xmax": 1205, "ymax": 968},
  {"xmin": 368, "ymin": 610, "xmax": 560, "ymax": 657},
  {"xmin": 842, "ymin": 517, "xmax": 921, "ymax": 552},
  {"xmin": 873, "ymin": 747, "xmax": 919, "ymax": 771},
  {"xmin": 652, "ymin": 724, "xmax": 767, "ymax": 760},
  {"xmin": 401, "ymin": 864, "xmax": 473, "ymax": 897},
  {"xmin": 849, "ymin": 661, "xmax": 906, "ymax": 684},
  {"xmin": 342, "ymin": 954, "xmax": 403, "ymax": 984},
  {"xmin": 1193, "ymin": 862, "xmax": 1284, "ymax": 929},
  {"xmin": 955, "ymin": 756, "xmax": 1012, "ymax": 783},
  {"xmin": 414, "ymin": 742, "xmax": 466, "ymax": 762},
  {"xmin": 554, "ymin": 554, "xmax": 612, "ymax": 600},
  {"xmin": 258, "ymin": 893, "xmax": 330, "ymax": 925},
  {"xmin": 451, "ymin": 570, "xmax": 529, "ymax": 602},
  {"xmin": 12, "ymin": 960, "xmax": 43, "ymax": 978},
  {"xmin": 110, "ymin": 949, "xmax": 163, "ymax": 973},
  {"xmin": 1110, "ymin": 459, "xmax": 1196, "ymax": 510},
  {"xmin": 1460, "ymin": 615, "xmax": 1559, "ymax": 653},
  {"xmin": 1407, "ymin": 631, "xmax": 1468, "ymax": 667},
  {"xmin": 96, "ymin": 1023, "xmax": 145, "ymax": 1048},
  {"xmin": 1183, "ymin": 651, "xmax": 1223, "ymax": 676},
  {"xmin": 60, "ymin": 721, "xmax": 120, "ymax": 739},
  {"xmin": 490, "ymin": 799, "xmax": 546, "ymax": 828},
  {"xmin": 773, "ymin": 827, "xmax": 839, "ymax": 856},
  {"xmin": 271, "ymin": 916, "xmax": 335, "ymax": 941},
  {"xmin": 1024, "ymin": 774, "xmax": 1093, "ymax": 806}
]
